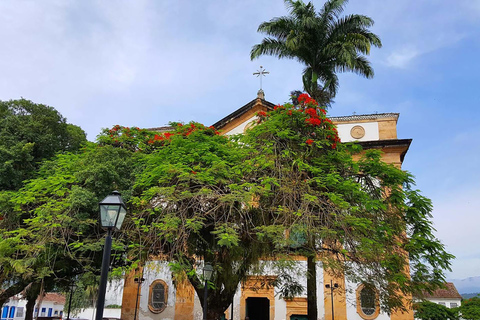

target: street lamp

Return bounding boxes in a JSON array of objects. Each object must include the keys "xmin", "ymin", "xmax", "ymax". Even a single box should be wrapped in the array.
[
  {"xmin": 66, "ymin": 282, "xmax": 77, "ymax": 320},
  {"xmin": 325, "ymin": 280, "xmax": 339, "ymax": 320},
  {"xmin": 95, "ymin": 191, "xmax": 127, "ymax": 320},
  {"xmin": 202, "ymin": 263, "xmax": 214, "ymax": 320}
]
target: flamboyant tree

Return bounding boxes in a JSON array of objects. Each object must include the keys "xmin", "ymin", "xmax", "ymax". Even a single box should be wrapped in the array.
[{"xmin": 239, "ymin": 94, "xmax": 453, "ymax": 320}]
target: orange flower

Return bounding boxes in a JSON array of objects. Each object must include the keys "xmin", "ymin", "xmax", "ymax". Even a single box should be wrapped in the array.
[
  {"xmin": 305, "ymin": 108, "xmax": 317, "ymax": 117},
  {"xmin": 306, "ymin": 139, "xmax": 314, "ymax": 145},
  {"xmin": 257, "ymin": 111, "xmax": 267, "ymax": 117}
]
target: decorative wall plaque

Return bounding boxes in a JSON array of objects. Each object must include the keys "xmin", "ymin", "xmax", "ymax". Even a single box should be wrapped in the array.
[{"xmin": 350, "ymin": 125, "xmax": 365, "ymax": 139}]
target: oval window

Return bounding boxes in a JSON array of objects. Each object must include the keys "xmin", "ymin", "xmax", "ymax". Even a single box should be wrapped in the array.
[
  {"xmin": 360, "ymin": 287, "xmax": 376, "ymax": 315},
  {"xmin": 356, "ymin": 284, "xmax": 379, "ymax": 319},
  {"xmin": 148, "ymin": 280, "xmax": 167, "ymax": 313}
]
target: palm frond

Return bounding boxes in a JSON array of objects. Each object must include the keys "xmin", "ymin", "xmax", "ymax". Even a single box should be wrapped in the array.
[
  {"xmin": 320, "ymin": 0, "xmax": 348, "ymax": 26},
  {"xmin": 257, "ymin": 17, "xmax": 296, "ymax": 40},
  {"xmin": 328, "ymin": 14, "xmax": 382, "ymax": 49},
  {"xmin": 250, "ymin": 38, "xmax": 295, "ymax": 60},
  {"xmin": 335, "ymin": 55, "xmax": 374, "ymax": 78}
]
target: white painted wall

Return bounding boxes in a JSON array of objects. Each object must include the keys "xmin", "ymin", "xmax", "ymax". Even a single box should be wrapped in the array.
[
  {"xmin": 224, "ymin": 116, "xmax": 257, "ymax": 136},
  {"xmin": 135, "ymin": 259, "xmax": 397, "ymax": 320},
  {"xmin": 138, "ymin": 261, "xmax": 177, "ymax": 320},
  {"xmin": 424, "ymin": 297, "xmax": 461, "ymax": 309},
  {"xmin": 76, "ymin": 307, "xmax": 121, "ymax": 320},
  {"xmin": 1, "ymin": 298, "xmax": 64, "ymax": 320},
  {"xmin": 336, "ymin": 122, "xmax": 379, "ymax": 143},
  {"xmin": 344, "ymin": 280, "xmax": 390, "ymax": 320}
]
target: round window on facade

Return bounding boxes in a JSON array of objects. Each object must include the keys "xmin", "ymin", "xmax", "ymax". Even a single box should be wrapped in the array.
[
  {"xmin": 356, "ymin": 284, "xmax": 379, "ymax": 319},
  {"xmin": 148, "ymin": 280, "xmax": 167, "ymax": 313}
]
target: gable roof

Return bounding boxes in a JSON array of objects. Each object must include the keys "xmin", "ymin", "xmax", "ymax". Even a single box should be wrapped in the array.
[
  {"xmin": 37, "ymin": 292, "xmax": 66, "ymax": 304},
  {"xmin": 212, "ymin": 98, "xmax": 275, "ymax": 130},
  {"xmin": 423, "ymin": 282, "xmax": 462, "ymax": 299}
]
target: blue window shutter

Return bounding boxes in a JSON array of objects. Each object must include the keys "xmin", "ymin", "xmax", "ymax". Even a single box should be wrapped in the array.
[
  {"xmin": 8, "ymin": 307, "xmax": 15, "ymax": 319},
  {"xmin": 2, "ymin": 306, "xmax": 9, "ymax": 319}
]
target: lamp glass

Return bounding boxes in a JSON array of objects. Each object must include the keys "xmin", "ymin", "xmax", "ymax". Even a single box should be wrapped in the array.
[
  {"xmin": 99, "ymin": 191, "xmax": 127, "ymax": 230},
  {"xmin": 203, "ymin": 263, "xmax": 214, "ymax": 281}
]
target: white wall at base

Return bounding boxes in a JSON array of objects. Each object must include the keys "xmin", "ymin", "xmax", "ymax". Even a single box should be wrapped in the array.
[
  {"xmin": 139, "ymin": 261, "xmax": 176, "ymax": 320},
  {"xmin": 76, "ymin": 308, "xmax": 121, "ymax": 320},
  {"xmin": 424, "ymin": 297, "xmax": 461, "ymax": 309},
  {"xmin": 105, "ymin": 279, "xmax": 125, "ymax": 307},
  {"xmin": 1, "ymin": 299, "xmax": 27, "ymax": 320},
  {"xmin": 2, "ymin": 299, "xmax": 65, "ymax": 320},
  {"xmin": 344, "ymin": 279, "xmax": 390, "ymax": 320},
  {"xmin": 135, "ymin": 259, "xmax": 397, "ymax": 320}
]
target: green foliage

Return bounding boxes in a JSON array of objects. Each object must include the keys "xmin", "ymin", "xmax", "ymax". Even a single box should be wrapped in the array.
[
  {"xmin": 414, "ymin": 301, "xmax": 458, "ymax": 320},
  {"xmin": 129, "ymin": 122, "xmax": 268, "ymax": 316},
  {"xmin": 0, "ymin": 142, "xmax": 139, "ymax": 303},
  {"xmin": 0, "ymin": 95, "xmax": 452, "ymax": 320},
  {"xmin": 0, "ymin": 99, "xmax": 87, "ymax": 190},
  {"xmin": 251, "ymin": 0, "xmax": 382, "ymax": 105},
  {"xmin": 240, "ymin": 96, "xmax": 453, "ymax": 313},
  {"xmin": 460, "ymin": 297, "xmax": 480, "ymax": 320}
]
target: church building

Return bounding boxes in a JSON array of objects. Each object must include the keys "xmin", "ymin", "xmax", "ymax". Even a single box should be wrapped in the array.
[{"xmin": 120, "ymin": 91, "xmax": 413, "ymax": 320}]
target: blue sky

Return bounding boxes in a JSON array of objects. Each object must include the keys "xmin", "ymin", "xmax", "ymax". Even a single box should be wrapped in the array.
[{"xmin": 0, "ymin": 0, "xmax": 478, "ymax": 280}]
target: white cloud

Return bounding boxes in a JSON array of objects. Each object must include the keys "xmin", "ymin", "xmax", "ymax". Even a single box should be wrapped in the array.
[{"xmin": 385, "ymin": 48, "xmax": 419, "ymax": 69}]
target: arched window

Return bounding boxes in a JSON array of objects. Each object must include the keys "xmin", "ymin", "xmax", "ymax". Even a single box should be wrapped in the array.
[
  {"xmin": 148, "ymin": 280, "xmax": 168, "ymax": 313},
  {"xmin": 356, "ymin": 284, "xmax": 379, "ymax": 319}
]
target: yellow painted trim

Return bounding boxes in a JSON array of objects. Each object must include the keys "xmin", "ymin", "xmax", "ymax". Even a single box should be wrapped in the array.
[
  {"xmin": 240, "ymin": 276, "xmax": 276, "ymax": 320},
  {"xmin": 285, "ymin": 297, "xmax": 308, "ymax": 319}
]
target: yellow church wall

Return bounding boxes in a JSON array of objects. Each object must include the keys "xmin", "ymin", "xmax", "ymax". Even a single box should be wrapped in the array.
[{"xmin": 121, "ymin": 268, "xmax": 142, "ymax": 320}]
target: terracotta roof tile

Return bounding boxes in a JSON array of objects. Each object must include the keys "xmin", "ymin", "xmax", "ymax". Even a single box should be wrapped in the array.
[
  {"xmin": 423, "ymin": 283, "xmax": 462, "ymax": 299},
  {"xmin": 38, "ymin": 293, "xmax": 66, "ymax": 304}
]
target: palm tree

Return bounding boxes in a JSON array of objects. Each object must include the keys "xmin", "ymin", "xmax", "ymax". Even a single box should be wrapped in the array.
[{"xmin": 251, "ymin": 0, "xmax": 382, "ymax": 106}]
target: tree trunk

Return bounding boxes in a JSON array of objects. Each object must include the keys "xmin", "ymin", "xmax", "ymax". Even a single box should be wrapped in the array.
[
  {"xmin": 307, "ymin": 252, "xmax": 317, "ymax": 320},
  {"xmin": 0, "ymin": 280, "xmax": 29, "ymax": 306},
  {"xmin": 34, "ymin": 280, "xmax": 45, "ymax": 320},
  {"xmin": 25, "ymin": 282, "xmax": 41, "ymax": 320}
]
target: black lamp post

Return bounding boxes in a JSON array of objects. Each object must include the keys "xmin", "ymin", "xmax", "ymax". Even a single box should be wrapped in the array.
[
  {"xmin": 325, "ymin": 280, "xmax": 339, "ymax": 320},
  {"xmin": 202, "ymin": 263, "xmax": 214, "ymax": 320},
  {"xmin": 66, "ymin": 282, "xmax": 76, "ymax": 320},
  {"xmin": 95, "ymin": 191, "xmax": 127, "ymax": 320}
]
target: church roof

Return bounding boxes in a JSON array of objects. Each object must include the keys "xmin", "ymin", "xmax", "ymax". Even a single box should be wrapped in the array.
[
  {"xmin": 422, "ymin": 282, "xmax": 462, "ymax": 299},
  {"xmin": 212, "ymin": 98, "xmax": 275, "ymax": 130}
]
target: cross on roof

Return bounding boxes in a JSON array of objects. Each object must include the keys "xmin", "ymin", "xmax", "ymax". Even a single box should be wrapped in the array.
[{"xmin": 253, "ymin": 66, "xmax": 269, "ymax": 90}]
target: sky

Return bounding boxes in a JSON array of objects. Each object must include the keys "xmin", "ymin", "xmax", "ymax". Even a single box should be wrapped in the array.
[{"xmin": 0, "ymin": 0, "xmax": 478, "ymax": 280}]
